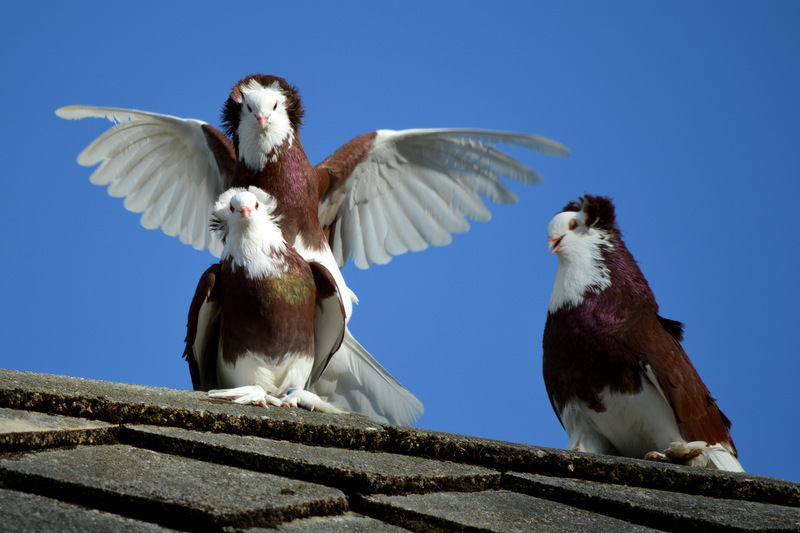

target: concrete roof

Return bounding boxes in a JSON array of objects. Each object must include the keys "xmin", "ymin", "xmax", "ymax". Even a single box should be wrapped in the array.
[{"xmin": 1, "ymin": 368, "xmax": 798, "ymax": 532}]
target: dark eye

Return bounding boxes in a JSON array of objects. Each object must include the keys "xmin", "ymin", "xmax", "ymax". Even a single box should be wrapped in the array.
[
  {"xmin": 273, "ymin": 102, "xmax": 278, "ymax": 111},
  {"xmin": 254, "ymin": 201, "xmax": 259, "ymax": 210},
  {"xmin": 568, "ymin": 218, "xmax": 577, "ymax": 230},
  {"xmin": 246, "ymin": 104, "xmax": 252, "ymax": 112},
  {"xmin": 229, "ymin": 204, "xmax": 235, "ymax": 213}
]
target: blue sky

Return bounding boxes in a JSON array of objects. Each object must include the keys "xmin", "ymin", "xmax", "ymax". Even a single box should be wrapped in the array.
[{"xmin": 3, "ymin": 2, "xmax": 799, "ymax": 482}]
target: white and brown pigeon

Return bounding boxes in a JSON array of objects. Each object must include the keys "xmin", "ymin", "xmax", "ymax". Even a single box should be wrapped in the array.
[
  {"xmin": 185, "ymin": 187, "xmax": 346, "ymax": 413},
  {"xmin": 56, "ymin": 73, "xmax": 567, "ymax": 425},
  {"xmin": 56, "ymin": 74, "xmax": 569, "ymax": 271},
  {"xmin": 542, "ymin": 194, "xmax": 743, "ymax": 471}
]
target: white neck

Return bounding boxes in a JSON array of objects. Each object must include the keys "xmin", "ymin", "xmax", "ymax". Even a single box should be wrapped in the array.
[
  {"xmin": 222, "ymin": 220, "xmax": 289, "ymax": 279},
  {"xmin": 238, "ymin": 126, "xmax": 295, "ymax": 171},
  {"xmin": 548, "ymin": 231, "xmax": 613, "ymax": 312}
]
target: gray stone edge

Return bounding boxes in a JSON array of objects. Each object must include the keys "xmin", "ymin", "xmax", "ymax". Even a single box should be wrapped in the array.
[
  {"xmin": 0, "ymin": 448, "xmax": 348, "ymax": 531},
  {"xmin": 1, "ymin": 369, "xmax": 798, "ymax": 509},
  {"xmin": 119, "ymin": 424, "xmax": 502, "ymax": 496}
]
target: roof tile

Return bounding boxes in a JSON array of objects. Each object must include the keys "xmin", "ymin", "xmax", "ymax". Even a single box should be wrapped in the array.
[{"xmin": 1, "ymin": 368, "xmax": 798, "ymax": 532}]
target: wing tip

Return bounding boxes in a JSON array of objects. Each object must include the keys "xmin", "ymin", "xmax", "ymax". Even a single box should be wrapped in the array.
[
  {"xmin": 543, "ymin": 141, "xmax": 571, "ymax": 157},
  {"xmin": 55, "ymin": 105, "xmax": 110, "ymax": 121},
  {"xmin": 54, "ymin": 106, "xmax": 72, "ymax": 119}
]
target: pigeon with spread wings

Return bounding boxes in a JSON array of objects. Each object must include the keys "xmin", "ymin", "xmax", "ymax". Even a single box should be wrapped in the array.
[
  {"xmin": 56, "ymin": 74, "xmax": 569, "ymax": 271},
  {"xmin": 57, "ymin": 74, "xmax": 568, "ymax": 425}
]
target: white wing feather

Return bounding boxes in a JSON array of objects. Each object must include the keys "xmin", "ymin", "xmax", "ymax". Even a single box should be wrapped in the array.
[
  {"xmin": 192, "ymin": 296, "xmax": 222, "ymax": 392},
  {"xmin": 312, "ymin": 328, "xmax": 424, "ymax": 426},
  {"xmin": 324, "ymin": 128, "xmax": 569, "ymax": 268},
  {"xmin": 307, "ymin": 271, "xmax": 346, "ymax": 388},
  {"xmin": 56, "ymin": 106, "xmax": 226, "ymax": 256}
]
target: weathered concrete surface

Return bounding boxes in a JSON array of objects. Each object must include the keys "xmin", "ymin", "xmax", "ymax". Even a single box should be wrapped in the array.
[
  {"xmin": 0, "ymin": 407, "xmax": 116, "ymax": 450},
  {"xmin": 0, "ymin": 444, "xmax": 346, "ymax": 531},
  {"xmin": 251, "ymin": 513, "xmax": 410, "ymax": 532},
  {"xmin": 0, "ymin": 488, "xmax": 177, "ymax": 533},
  {"xmin": 0, "ymin": 369, "xmax": 388, "ymax": 450},
  {"xmin": 1, "ymin": 368, "xmax": 798, "ymax": 532},
  {"xmin": 359, "ymin": 490, "xmax": 660, "ymax": 532},
  {"xmin": 387, "ymin": 425, "xmax": 800, "ymax": 507},
  {"xmin": 124, "ymin": 424, "xmax": 500, "ymax": 495},
  {"xmin": 507, "ymin": 472, "xmax": 800, "ymax": 532},
  {"xmin": 0, "ymin": 407, "xmax": 112, "ymax": 433}
]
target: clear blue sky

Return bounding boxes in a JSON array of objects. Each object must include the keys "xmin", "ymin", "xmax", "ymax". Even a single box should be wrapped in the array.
[{"xmin": 3, "ymin": 2, "xmax": 798, "ymax": 482}]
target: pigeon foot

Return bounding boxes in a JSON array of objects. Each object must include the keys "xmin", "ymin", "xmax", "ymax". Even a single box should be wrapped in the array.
[
  {"xmin": 644, "ymin": 441, "xmax": 710, "ymax": 468},
  {"xmin": 208, "ymin": 385, "xmax": 282, "ymax": 407},
  {"xmin": 281, "ymin": 388, "xmax": 346, "ymax": 414}
]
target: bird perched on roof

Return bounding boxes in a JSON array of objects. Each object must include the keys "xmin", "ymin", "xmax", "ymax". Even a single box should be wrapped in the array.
[
  {"xmin": 188, "ymin": 187, "xmax": 420, "ymax": 419},
  {"xmin": 56, "ymin": 73, "xmax": 567, "ymax": 425},
  {"xmin": 185, "ymin": 187, "xmax": 347, "ymax": 413},
  {"xmin": 542, "ymin": 195, "xmax": 743, "ymax": 471}
]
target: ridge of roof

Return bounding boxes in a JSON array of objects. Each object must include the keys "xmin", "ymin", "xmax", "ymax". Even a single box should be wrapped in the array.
[{"xmin": 1, "ymin": 368, "xmax": 798, "ymax": 532}]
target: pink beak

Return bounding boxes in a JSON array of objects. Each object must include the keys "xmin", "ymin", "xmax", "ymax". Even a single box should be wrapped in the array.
[
  {"xmin": 239, "ymin": 206, "xmax": 252, "ymax": 218},
  {"xmin": 548, "ymin": 236, "xmax": 563, "ymax": 254},
  {"xmin": 256, "ymin": 113, "xmax": 270, "ymax": 128}
]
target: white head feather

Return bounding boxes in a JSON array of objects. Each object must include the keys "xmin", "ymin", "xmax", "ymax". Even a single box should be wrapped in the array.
[
  {"xmin": 547, "ymin": 209, "xmax": 613, "ymax": 312},
  {"xmin": 211, "ymin": 186, "xmax": 288, "ymax": 279},
  {"xmin": 236, "ymin": 80, "xmax": 294, "ymax": 170}
]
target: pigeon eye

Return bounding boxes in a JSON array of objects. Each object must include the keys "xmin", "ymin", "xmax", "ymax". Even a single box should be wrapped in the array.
[
  {"xmin": 273, "ymin": 102, "xmax": 278, "ymax": 111},
  {"xmin": 254, "ymin": 201, "xmax": 259, "ymax": 210},
  {"xmin": 246, "ymin": 104, "xmax": 252, "ymax": 113},
  {"xmin": 229, "ymin": 204, "xmax": 235, "ymax": 213},
  {"xmin": 568, "ymin": 218, "xmax": 578, "ymax": 230}
]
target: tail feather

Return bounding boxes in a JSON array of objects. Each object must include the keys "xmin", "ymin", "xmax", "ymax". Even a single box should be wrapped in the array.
[
  {"xmin": 703, "ymin": 443, "xmax": 745, "ymax": 472},
  {"xmin": 311, "ymin": 327, "xmax": 423, "ymax": 426},
  {"xmin": 668, "ymin": 441, "xmax": 744, "ymax": 472}
]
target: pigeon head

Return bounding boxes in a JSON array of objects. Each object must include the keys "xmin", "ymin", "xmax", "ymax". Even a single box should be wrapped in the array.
[
  {"xmin": 221, "ymin": 74, "xmax": 305, "ymax": 170},
  {"xmin": 546, "ymin": 195, "xmax": 620, "ymax": 312},
  {"xmin": 211, "ymin": 186, "xmax": 280, "ymax": 237},
  {"xmin": 548, "ymin": 194, "xmax": 618, "ymax": 257},
  {"xmin": 211, "ymin": 187, "xmax": 287, "ymax": 277},
  {"xmin": 547, "ymin": 194, "xmax": 657, "ymax": 314}
]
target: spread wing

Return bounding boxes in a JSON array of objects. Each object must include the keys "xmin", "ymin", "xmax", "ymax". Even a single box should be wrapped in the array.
[
  {"xmin": 317, "ymin": 128, "xmax": 569, "ymax": 269},
  {"xmin": 184, "ymin": 264, "xmax": 222, "ymax": 391},
  {"xmin": 56, "ymin": 106, "xmax": 234, "ymax": 257}
]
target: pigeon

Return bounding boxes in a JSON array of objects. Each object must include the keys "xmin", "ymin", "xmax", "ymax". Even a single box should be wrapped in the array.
[
  {"xmin": 542, "ymin": 194, "xmax": 743, "ymax": 471},
  {"xmin": 184, "ymin": 187, "xmax": 346, "ymax": 413},
  {"xmin": 56, "ymin": 73, "xmax": 568, "ymax": 425}
]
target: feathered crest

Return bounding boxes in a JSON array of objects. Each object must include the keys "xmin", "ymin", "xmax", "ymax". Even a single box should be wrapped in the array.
[
  {"xmin": 210, "ymin": 186, "xmax": 280, "ymax": 245},
  {"xmin": 562, "ymin": 194, "xmax": 617, "ymax": 232},
  {"xmin": 220, "ymin": 74, "xmax": 305, "ymax": 145}
]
